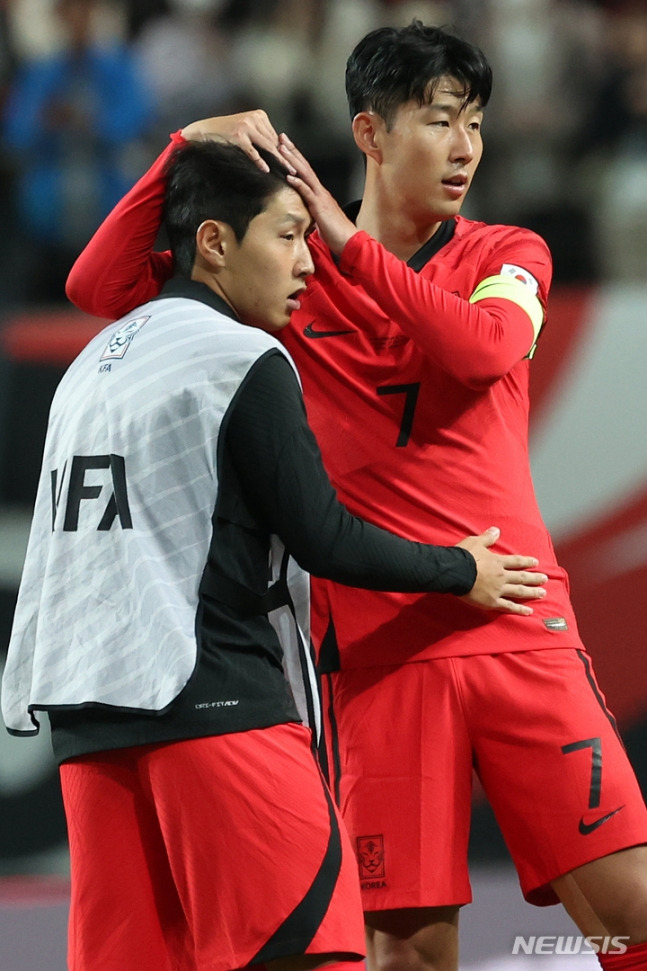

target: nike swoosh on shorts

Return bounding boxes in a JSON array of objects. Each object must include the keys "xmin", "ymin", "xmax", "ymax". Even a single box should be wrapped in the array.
[{"xmin": 578, "ymin": 806, "xmax": 625, "ymax": 835}]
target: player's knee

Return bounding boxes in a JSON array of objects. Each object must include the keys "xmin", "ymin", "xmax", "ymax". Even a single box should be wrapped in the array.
[
  {"xmin": 365, "ymin": 906, "xmax": 460, "ymax": 971},
  {"xmin": 368, "ymin": 939, "xmax": 457, "ymax": 971},
  {"xmin": 557, "ymin": 846, "xmax": 647, "ymax": 942},
  {"xmin": 606, "ymin": 895, "xmax": 647, "ymax": 943}
]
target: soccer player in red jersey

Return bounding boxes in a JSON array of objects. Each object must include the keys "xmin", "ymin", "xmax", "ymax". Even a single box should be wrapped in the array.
[
  {"xmin": 65, "ymin": 20, "xmax": 647, "ymax": 971},
  {"xmin": 5, "ymin": 139, "xmax": 546, "ymax": 971}
]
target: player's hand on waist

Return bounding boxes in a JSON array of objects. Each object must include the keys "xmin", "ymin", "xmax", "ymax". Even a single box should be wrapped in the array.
[{"xmin": 456, "ymin": 526, "xmax": 547, "ymax": 615}]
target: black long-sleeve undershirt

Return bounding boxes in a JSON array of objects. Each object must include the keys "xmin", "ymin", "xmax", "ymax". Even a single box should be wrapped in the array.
[
  {"xmin": 223, "ymin": 350, "xmax": 476, "ymax": 595},
  {"xmin": 49, "ymin": 344, "xmax": 475, "ymax": 763}
]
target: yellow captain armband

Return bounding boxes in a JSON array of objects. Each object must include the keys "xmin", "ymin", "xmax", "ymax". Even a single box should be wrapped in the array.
[{"xmin": 469, "ymin": 274, "xmax": 544, "ymax": 358}]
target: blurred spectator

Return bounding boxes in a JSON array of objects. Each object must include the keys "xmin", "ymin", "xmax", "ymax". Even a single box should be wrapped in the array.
[
  {"xmin": 231, "ymin": 0, "xmax": 379, "ymax": 203},
  {"xmin": 125, "ymin": 0, "xmax": 170, "ymax": 38},
  {"xmin": 1, "ymin": 0, "xmax": 646, "ymax": 290},
  {"xmin": 0, "ymin": 1, "xmax": 17, "ymax": 105},
  {"xmin": 475, "ymin": 0, "xmax": 603, "ymax": 283},
  {"xmin": 576, "ymin": 2, "xmax": 647, "ymax": 280},
  {"xmin": 0, "ymin": 0, "xmax": 19, "ymax": 289},
  {"xmin": 1, "ymin": 0, "xmax": 153, "ymax": 307},
  {"xmin": 133, "ymin": 0, "xmax": 242, "ymax": 143}
]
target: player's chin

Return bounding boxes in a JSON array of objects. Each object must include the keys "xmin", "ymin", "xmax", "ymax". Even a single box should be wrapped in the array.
[
  {"xmin": 278, "ymin": 298, "xmax": 304, "ymax": 329},
  {"xmin": 257, "ymin": 310, "xmax": 292, "ymax": 333},
  {"xmin": 276, "ymin": 307, "xmax": 295, "ymax": 330},
  {"xmin": 435, "ymin": 190, "xmax": 469, "ymax": 217},
  {"xmin": 440, "ymin": 198, "xmax": 467, "ymax": 219}
]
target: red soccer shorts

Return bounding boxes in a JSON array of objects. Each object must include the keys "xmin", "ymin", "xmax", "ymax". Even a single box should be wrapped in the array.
[
  {"xmin": 321, "ymin": 649, "xmax": 647, "ymax": 911},
  {"xmin": 59, "ymin": 722, "xmax": 366, "ymax": 971}
]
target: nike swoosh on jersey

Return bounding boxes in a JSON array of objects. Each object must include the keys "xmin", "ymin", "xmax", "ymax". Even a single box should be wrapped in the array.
[
  {"xmin": 578, "ymin": 806, "xmax": 624, "ymax": 835},
  {"xmin": 303, "ymin": 321, "xmax": 354, "ymax": 339}
]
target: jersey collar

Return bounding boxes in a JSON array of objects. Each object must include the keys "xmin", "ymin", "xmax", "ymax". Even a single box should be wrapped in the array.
[
  {"xmin": 342, "ymin": 201, "xmax": 456, "ymax": 272},
  {"xmin": 157, "ymin": 277, "xmax": 240, "ymax": 322}
]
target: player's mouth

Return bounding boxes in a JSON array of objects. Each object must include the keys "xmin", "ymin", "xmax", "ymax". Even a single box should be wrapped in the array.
[
  {"xmin": 287, "ymin": 286, "xmax": 307, "ymax": 312},
  {"xmin": 441, "ymin": 173, "xmax": 469, "ymax": 199}
]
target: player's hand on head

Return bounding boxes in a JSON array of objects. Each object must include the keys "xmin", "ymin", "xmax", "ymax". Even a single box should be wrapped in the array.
[
  {"xmin": 181, "ymin": 110, "xmax": 286, "ymax": 172},
  {"xmin": 456, "ymin": 526, "xmax": 547, "ymax": 615},
  {"xmin": 279, "ymin": 133, "xmax": 356, "ymax": 256}
]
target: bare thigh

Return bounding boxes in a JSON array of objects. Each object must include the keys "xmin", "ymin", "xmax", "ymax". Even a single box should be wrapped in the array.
[
  {"xmin": 552, "ymin": 844, "xmax": 647, "ymax": 942},
  {"xmin": 364, "ymin": 906, "xmax": 461, "ymax": 971}
]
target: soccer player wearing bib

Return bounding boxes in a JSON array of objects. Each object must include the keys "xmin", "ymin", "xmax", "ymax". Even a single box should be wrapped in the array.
[
  {"xmin": 3, "ymin": 140, "xmax": 547, "ymax": 971},
  {"xmin": 64, "ymin": 21, "xmax": 647, "ymax": 971}
]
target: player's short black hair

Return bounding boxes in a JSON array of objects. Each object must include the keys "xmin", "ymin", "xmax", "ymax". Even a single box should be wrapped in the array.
[
  {"xmin": 163, "ymin": 140, "xmax": 290, "ymax": 277},
  {"xmin": 345, "ymin": 20, "xmax": 492, "ymax": 130}
]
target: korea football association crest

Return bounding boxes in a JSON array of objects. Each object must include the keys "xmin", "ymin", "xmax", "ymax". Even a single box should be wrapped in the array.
[
  {"xmin": 357, "ymin": 834, "xmax": 385, "ymax": 880},
  {"xmin": 100, "ymin": 315, "xmax": 150, "ymax": 361}
]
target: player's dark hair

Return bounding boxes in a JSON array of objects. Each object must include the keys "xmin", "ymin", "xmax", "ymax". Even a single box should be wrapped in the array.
[
  {"xmin": 345, "ymin": 20, "xmax": 492, "ymax": 130},
  {"xmin": 163, "ymin": 140, "xmax": 290, "ymax": 277}
]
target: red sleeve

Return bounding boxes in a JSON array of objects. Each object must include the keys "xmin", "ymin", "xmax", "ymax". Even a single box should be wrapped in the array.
[
  {"xmin": 65, "ymin": 132, "xmax": 186, "ymax": 320},
  {"xmin": 338, "ymin": 229, "xmax": 551, "ymax": 388}
]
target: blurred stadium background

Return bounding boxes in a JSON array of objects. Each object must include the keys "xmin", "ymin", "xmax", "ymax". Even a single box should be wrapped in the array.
[{"xmin": 1, "ymin": 0, "xmax": 646, "ymax": 968}]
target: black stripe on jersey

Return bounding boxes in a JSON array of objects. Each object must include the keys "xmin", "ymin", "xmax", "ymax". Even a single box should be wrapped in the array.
[
  {"xmin": 342, "ymin": 201, "xmax": 456, "ymax": 273},
  {"xmin": 276, "ymin": 547, "xmax": 320, "ymax": 749},
  {"xmin": 317, "ymin": 674, "xmax": 341, "ymax": 806},
  {"xmin": 316, "ymin": 716, "xmax": 330, "ymax": 784},
  {"xmin": 576, "ymin": 649, "xmax": 623, "ymax": 746},
  {"xmin": 252, "ymin": 771, "xmax": 343, "ymax": 963},
  {"xmin": 318, "ymin": 616, "xmax": 341, "ymax": 673},
  {"xmin": 322, "ymin": 673, "xmax": 343, "ymax": 807}
]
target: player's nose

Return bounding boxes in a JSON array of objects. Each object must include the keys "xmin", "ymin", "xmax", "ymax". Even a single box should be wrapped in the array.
[
  {"xmin": 450, "ymin": 126, "xmax": 475, "ymax": 163},
  {"xmin": 295, "ymin": 240, "xmax": 315, "ymax": 278}
]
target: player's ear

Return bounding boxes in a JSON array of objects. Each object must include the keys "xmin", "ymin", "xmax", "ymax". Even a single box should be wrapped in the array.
[
  {"xmin": 196, "ymin": 219, "xmax": 231, "ymax": 269},
  {"xmin": 352, "ymin": 111, "xmax": 384, "ymax": 164}
]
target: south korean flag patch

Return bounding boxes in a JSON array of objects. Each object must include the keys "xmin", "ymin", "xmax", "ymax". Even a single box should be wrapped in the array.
[{"xmin": 500, "ymin": 264, "xmax": 539, "ymax": 295}]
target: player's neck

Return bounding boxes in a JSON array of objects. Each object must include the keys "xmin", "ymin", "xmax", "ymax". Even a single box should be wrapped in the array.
[{"xmin": 355, "ymin": 183, "xmax": 442, "ymax": 263}]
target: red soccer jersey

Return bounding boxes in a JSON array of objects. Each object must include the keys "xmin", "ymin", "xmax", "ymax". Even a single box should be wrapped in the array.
[
  {"xmin": 283, "ymin": 223, "xmax": 582, "ymax": 666},
  {"xmin": 65, "ymin": 134, "xmax": 583, "ymax": 667}
]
